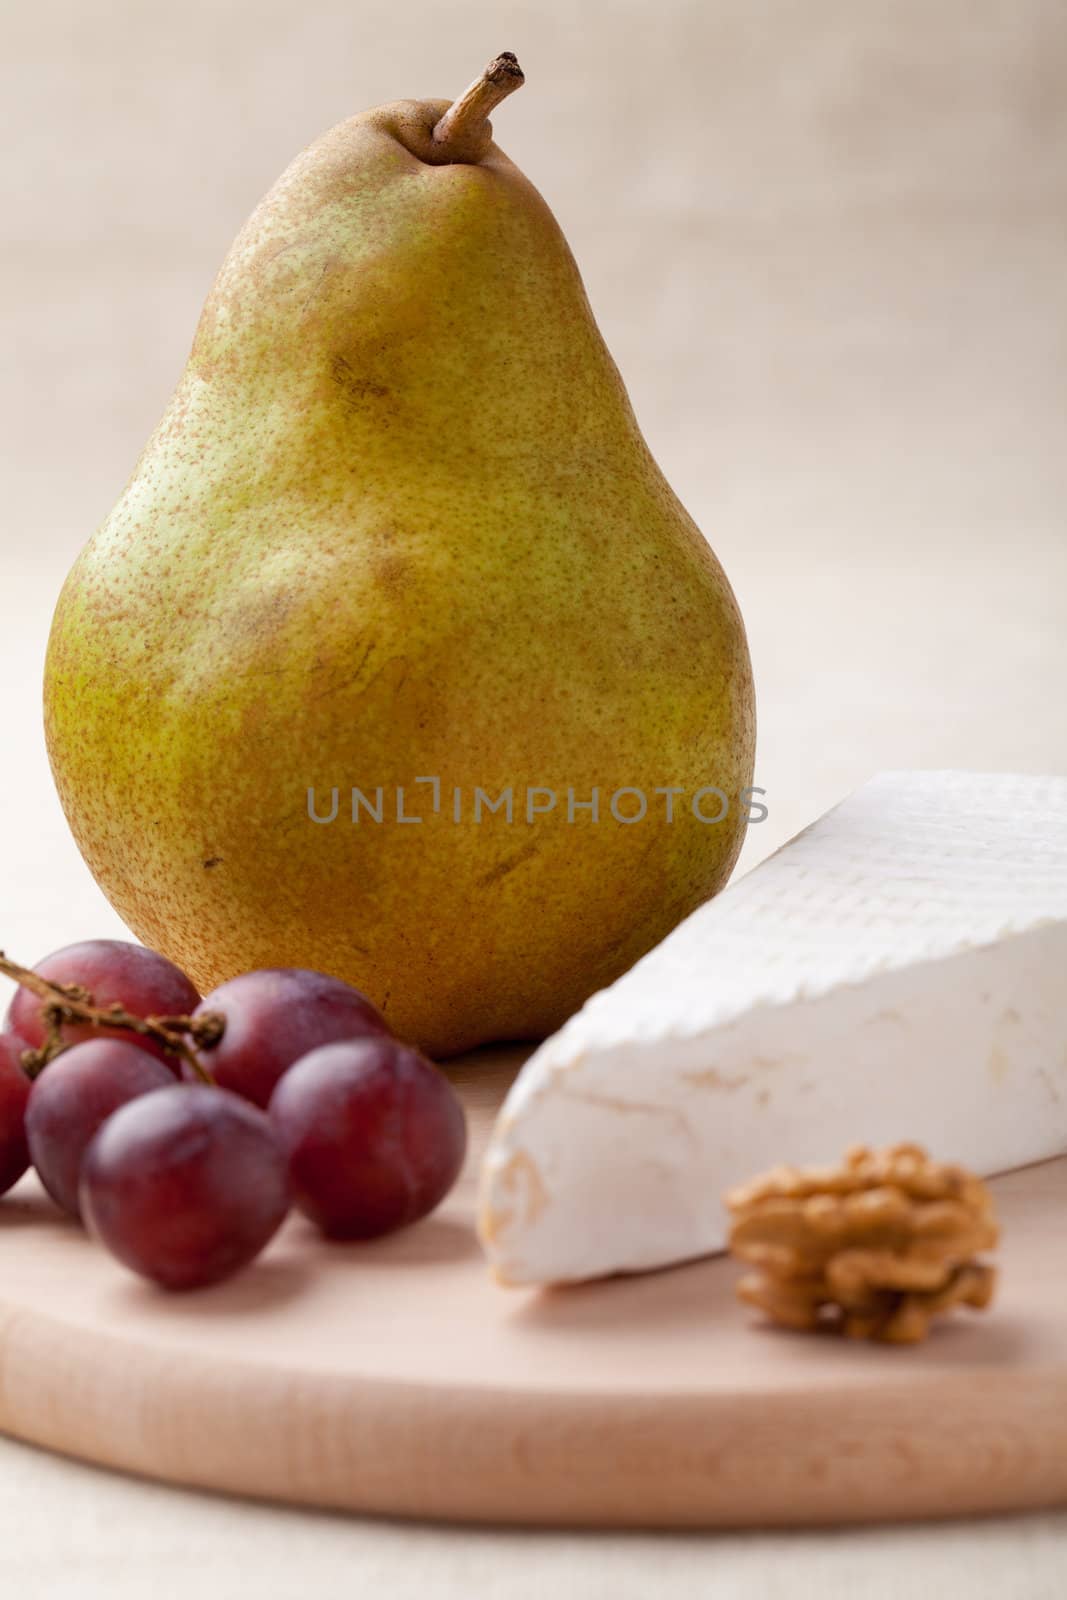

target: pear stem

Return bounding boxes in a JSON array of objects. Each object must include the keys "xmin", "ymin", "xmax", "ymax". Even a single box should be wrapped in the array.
[
  {"xmin": 432, "ymin": 52, "xmax": 524, "ymax": 158},
  {"xmin": 0, "ymin": 950, "xmax": 223, "ymax": 1083}
]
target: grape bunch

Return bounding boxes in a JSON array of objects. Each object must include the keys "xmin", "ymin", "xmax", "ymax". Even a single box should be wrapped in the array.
[{"xmin": 0, "ymin": 941, "xmax": 467, "ymax": 1290}]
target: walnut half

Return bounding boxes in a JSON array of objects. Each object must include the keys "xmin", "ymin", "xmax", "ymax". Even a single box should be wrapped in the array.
[{"xmin": 725, "ymin": 1144, "xmax": 999, "ymax": 1344}]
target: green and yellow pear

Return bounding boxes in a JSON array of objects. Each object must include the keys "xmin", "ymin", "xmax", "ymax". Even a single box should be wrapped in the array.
[{"xmin": 45, "ymin": 55, "xmax": 756, "ymax": 1056}]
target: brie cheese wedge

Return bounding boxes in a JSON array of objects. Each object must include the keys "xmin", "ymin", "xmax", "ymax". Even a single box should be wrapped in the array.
[{"xmin": 479, "ymin": 771, "xmax": 1067, "ymax": 1285}]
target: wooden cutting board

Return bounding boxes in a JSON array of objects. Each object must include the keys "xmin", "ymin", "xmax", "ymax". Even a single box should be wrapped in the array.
[{"xmin": 0, "ymin": 1046, "xmax": 1064, "ymax": 1528}]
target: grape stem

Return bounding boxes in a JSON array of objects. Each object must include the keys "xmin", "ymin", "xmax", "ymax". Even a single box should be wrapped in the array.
[{"xmin": 0, "ymin": 951, "xmax": 223, "ymax": 1084}]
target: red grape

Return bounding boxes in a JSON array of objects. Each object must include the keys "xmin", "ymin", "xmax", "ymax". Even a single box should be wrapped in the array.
[
  {"xmin": 0, "ymin": 1032, "xmax": 31, "ymax": 1196},
  {"xmin": 5, "ymin": 940, "xmax": 200, "ymax": 1067},
  {"xmin": 81, "ymin": 1086, "xmax": 290, "ymax": 1289},
  {"xmin": 26, "ymin": 1039, "xmax": 174, "ymax": 1218},
  {"xmin": 268, "ymin": 1037, "xmax": 467, "ymax": 1239},
  {"xmin": 193, "ymin": 968, "xmax": 389, "ymax": 1108}
]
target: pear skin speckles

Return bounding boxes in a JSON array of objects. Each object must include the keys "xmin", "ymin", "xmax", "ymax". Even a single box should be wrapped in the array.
[{"xmin": 43, "ymin": 91, "xmax": 755, "ymax": 1056}]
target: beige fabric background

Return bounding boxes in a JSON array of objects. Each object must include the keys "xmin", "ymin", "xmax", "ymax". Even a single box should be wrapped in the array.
[{"xmin": 1, "ymin": 1, "xmax": 1066, "ymax": 1593}]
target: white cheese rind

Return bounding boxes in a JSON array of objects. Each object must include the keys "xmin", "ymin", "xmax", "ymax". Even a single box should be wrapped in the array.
[{"xmin": 479, "ymin": 771, "xmax": 1067, "ymax": 1285}]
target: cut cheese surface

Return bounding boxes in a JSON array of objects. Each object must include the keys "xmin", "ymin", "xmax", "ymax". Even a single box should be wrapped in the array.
[{"xmin": 478, "ymin": 771, "xmax": 1067, "ymax": 1285}]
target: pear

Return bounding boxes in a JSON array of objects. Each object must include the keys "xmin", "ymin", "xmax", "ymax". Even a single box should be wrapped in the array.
[{"xmin": 45, "ymin": 55, "xmax": 756, "ymax": 1057}]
